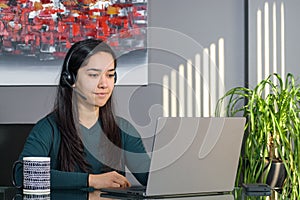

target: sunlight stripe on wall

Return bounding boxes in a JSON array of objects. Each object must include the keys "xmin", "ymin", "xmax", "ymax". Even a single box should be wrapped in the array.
[
  {"xmin": 256, "ymin": 1, "xmax": 285, "ymax": 89},
  {"xmin": 162, "ymin": 38, "xmax": 225, "ymax": 117}
]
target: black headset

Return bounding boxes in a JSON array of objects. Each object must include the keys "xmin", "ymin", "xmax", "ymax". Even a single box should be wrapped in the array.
[{"xmin": 60, "ymin": 42, "xmax": 117, "ymax": 88}]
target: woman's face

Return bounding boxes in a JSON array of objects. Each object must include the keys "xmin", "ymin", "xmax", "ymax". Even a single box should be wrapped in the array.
[{"xmin": 74, "ymin": 51, "xmax": 115, "ymax": 108}]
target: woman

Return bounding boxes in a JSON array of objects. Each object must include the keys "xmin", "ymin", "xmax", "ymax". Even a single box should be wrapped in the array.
[{"xmin": 14, "ymin": 39, "xmax": 150, "ymax": 190}]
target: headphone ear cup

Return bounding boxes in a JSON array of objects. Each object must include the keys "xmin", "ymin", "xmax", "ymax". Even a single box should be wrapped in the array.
[{"xmin": 61, "ymin": 71, "xmax": 75, "ymax": 87}]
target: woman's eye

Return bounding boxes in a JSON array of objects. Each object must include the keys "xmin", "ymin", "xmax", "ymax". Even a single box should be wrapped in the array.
[
  {"xmin": 89, "ymin": 74, "xmax": 99, "ymax": 78},
  {"xmin": 108, "ymin": 74, "xmax": 115, "ymax": 78}
]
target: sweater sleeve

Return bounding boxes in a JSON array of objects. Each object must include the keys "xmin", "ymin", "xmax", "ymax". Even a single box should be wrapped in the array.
[
  {"xmin": 13, "ymin": 116, "xmax": 89, "ymax": 189},
  {"xmin": 50, "ymin": 170, "xmax": 88, "ymax": 189},
  {"xmin": 118, "ymin": 117, "xmax": 151, "ymax": 186}
]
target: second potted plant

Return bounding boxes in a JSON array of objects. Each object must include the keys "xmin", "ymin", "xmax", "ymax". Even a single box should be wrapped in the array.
[{"xmin": 216, "ymin": 73, "xmax": 300, "ymax": 198}]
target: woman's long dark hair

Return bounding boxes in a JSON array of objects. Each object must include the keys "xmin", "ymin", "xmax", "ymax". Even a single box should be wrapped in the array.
[{"xmin": 53, "ymin": 39, "xmax": 121, "ymax": 172}]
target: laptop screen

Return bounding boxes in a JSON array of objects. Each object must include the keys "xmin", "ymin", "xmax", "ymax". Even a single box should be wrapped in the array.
[{"xmin": 146, "ymin": 117, "xmax": 245, "ymax": 197}]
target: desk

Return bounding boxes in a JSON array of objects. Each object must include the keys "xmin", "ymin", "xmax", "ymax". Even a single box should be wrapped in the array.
[{"xmin": 0, "ymin": 187, "xmax": 282, "ymax": 200}]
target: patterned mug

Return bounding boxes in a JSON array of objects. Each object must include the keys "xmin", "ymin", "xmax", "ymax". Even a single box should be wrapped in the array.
[{"xmin": 13, "ymin": 157, "xmax": 50, "ymax": 194}]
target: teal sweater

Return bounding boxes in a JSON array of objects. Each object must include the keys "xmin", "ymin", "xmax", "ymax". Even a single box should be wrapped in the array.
[{"xmin": 14, "ymin": 113, "xmax": 150, "ymax": 190}]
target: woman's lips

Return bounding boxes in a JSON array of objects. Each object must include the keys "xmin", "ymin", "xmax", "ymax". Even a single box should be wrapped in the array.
[{"xmin": 95, "ymin": 92, "xmax": 107, "ymax": 98}]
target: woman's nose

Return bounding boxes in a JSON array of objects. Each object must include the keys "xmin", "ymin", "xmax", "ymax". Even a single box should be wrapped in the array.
[{"xmin": 97, "ymin": 74, "xmax": 108, "ymax": 88}]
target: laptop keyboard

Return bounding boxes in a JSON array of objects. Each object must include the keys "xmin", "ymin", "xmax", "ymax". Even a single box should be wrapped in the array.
[{"xmin": 128, "ymin": 186, "xmax": 146, "ymax": 191}]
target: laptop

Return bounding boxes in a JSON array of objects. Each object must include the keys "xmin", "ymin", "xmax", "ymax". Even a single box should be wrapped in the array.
[{"xmin": 100, "ymin": 117, "xmax": 246, "ymax": 198}]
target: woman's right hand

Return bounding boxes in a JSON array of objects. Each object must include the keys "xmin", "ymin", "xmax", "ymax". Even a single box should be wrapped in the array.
[{"xmin": 88, "ymin": 171, "xmax": 131, "ymax": 189}]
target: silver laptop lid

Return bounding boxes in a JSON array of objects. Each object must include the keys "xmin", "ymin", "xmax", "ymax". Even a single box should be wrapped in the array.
[{"xmin": 146, "ymin": 117, "xmax": 246, "ymax": 196}]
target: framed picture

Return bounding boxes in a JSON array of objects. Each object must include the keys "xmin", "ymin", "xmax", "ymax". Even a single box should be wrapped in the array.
[{"xmin": 0, "ymin": 0, "xmax": 148, "ymax": 85}]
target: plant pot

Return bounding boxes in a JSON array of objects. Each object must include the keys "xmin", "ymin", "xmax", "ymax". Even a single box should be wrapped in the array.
[{"xmin": 261, "ymin": 159, "xmax": 287, "ymax": 191}]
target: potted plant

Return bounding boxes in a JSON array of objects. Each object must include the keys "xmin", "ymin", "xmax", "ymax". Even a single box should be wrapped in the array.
[{"xmin": 215, "ymin": 73, "xmax": 300, "ymax": 198}]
